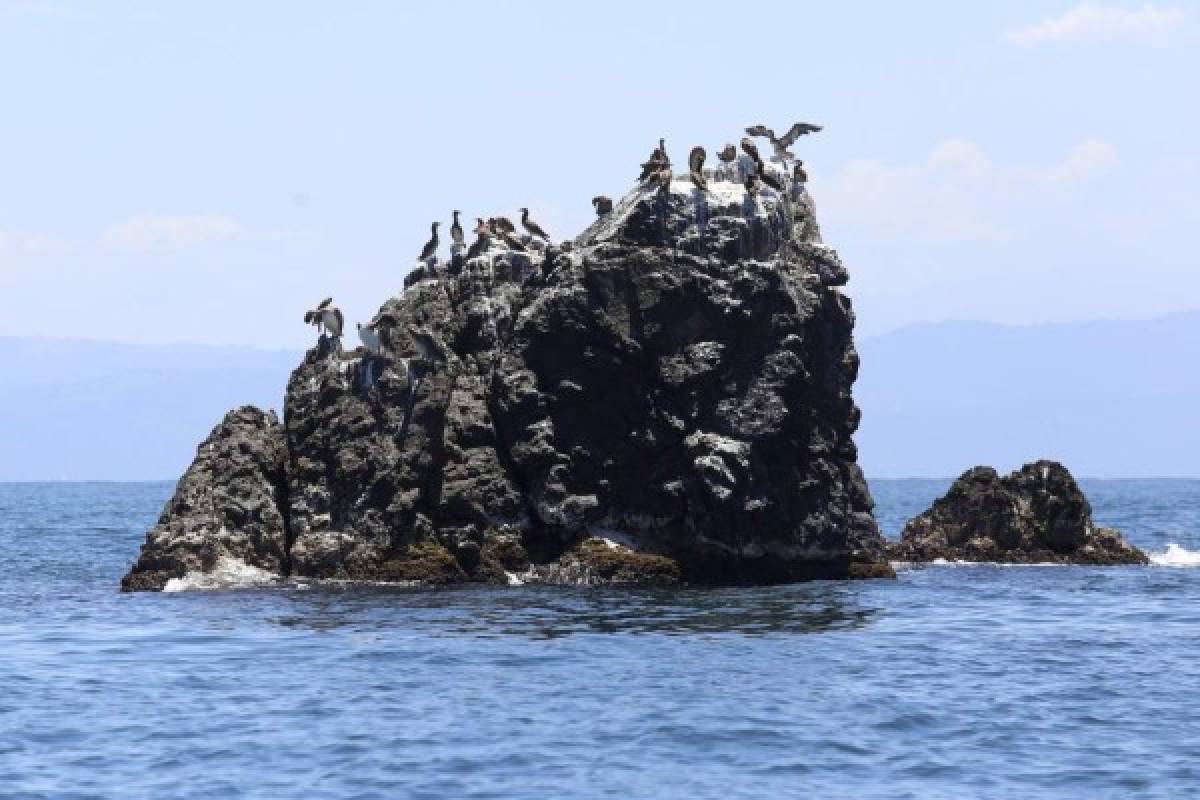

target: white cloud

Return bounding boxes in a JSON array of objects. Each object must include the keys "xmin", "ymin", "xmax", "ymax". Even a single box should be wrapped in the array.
[
  {"xmin": 815, "ymin": 139, "xmax": 1120, "ymax": 245},
  {"xmin": 101, "ymin": 213, "xmax": 245, "ymax": 252},
  {"xmin": 1004, "ymin": 3, "xmax": 1188, "ymax": 45}
]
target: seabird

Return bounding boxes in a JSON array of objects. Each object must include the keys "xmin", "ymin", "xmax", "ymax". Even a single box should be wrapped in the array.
[
  {"xmin": 450, "ymin": 211, "xmax": 465, "ymax": 247},
  {"xmin": 519, "ymin": 207, "xmax": 549, "ymax": 241},
  {"xmin": 473, "ymin": 217, "xmax": 489, "ymax": 236},
  {"xmin": 637, "ymin": 138, "xmax": 670, "ymax": 183},
  {"xmin": 745, "ymin": 122, "xmax": 822, "ymax": 161},
  {"xmin": 740, "ymin": 136, "xmax": 763, "ymax": 170},
  {"xmin": 466, "ymin": 231, "xmax": 490, "ymax": 260},
  {"xmin": 744, "ymin": 173, "xmax": 762, "ymax": 196},
  {"xmin": 793, "ymin": 161, "xmax": 809, "ymax": 184},
  {"xmin": 592, "ymin": 195, "xmax": 613, "ymax": 216},
  {"xmin": 304, "ymin": 299, "xmax": 344, "ymax": 338},
  {"xmin": 688, "ymin": 146, "xmax": 707, "ymax": 191},
  {"xmin": 488, "ymin": 216, "xmax": 516, "ymax": 235},
  {"xmin": 717, "ymin": 143, "xmax": 737, "ymax": 163},
  {"xmin": 407, "ymin": 325, "xmax": 449, "ymax": 364},
  {"xmin": 418, "ymin": 222, "xmax": 440, "ymax": 262},
  {"xmin": 357, "ymin": 322, "xmax": 384, "ymax": 355}
]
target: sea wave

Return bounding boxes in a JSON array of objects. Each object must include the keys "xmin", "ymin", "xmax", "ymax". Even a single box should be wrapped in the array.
[
  {"xmin": 163, "ymin": 557, "xmax": 282, "ymax": 592},
  {"xmin": 1149, "ymin": 543, "xmax": 1200, "ymax": 568}
]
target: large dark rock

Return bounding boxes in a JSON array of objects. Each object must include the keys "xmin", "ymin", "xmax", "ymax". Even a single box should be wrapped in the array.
[
  {"xmin": 121, "ymin": 406, "xmax": 290, "ymax": 591},
  {"xmin": 123, "ymin": 158, "xmax": 892, "ymax": 589},
  {"xmin": 888, "ymin": 460, "xmax": 1147, "ymax": 565}
]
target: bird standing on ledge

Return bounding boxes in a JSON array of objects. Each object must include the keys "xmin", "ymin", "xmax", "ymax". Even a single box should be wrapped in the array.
[
  {"xmin": 592, "ymin": 195, "xmax": 613, "ymax": 216},
  {"xmin": 418, "ymin": 222, "xmax": 440, "ymax": 264},
  {"xmin": 304, "ymin": 298, "xmax": 344, "ymax": 338},
  {"xmin": 450, "ymin": 211, "xmax": 465, "ymax": 247},
  {"xmin": 688, "ymin": 146, "xmax": 708, "ymax": 192},
  {"xmin": 519, "ymin": 207, "xmax": 549, "ymax": 241}
]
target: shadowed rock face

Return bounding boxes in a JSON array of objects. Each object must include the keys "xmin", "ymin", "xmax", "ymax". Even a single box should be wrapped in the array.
[
  {"xmin": 888, "ymin": 460, "xmax": 1148, "ymax": 565},
  {"xmin": 123, "ymin": 165, "xmax": 890, "ymax": 590}
]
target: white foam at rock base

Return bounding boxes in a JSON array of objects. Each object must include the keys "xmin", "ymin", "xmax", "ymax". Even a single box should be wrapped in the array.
[
  {"xmin": 1149, "ymin": 543, "xmax": 1200, "ymax": 567},
  {"xmin": 163, "ymin": 557, "xmax": 282, "ymax": 592}
]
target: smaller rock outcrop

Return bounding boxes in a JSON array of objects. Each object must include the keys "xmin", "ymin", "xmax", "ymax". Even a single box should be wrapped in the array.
[
  {"xmin": 120, "ymin": 406, "xmax": 290, "ymax": 591},
  {"xmin": 888, "ymin": 460, "xmax": 1147, "ymax": 565}
]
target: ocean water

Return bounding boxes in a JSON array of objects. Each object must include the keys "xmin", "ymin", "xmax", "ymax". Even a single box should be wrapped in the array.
[{"xmin": 1, "ymin": 480, "xmax": 1199, "ymax": 799}]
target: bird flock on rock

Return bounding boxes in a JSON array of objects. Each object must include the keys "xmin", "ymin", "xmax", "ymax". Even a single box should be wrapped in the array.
[
  {"xmin": 301, "ymin": 120, "xmax": 820, "ymax": 368},
  {"xmin": 633, "ymin": 120, "xmax": 821, "ymax": 200}
]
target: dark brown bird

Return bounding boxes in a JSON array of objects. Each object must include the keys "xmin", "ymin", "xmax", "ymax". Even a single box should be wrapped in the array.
[
  {"xmin": 490, "ymin": 218, "xmax": 526, "ymax": 251},
  {"xmin": 418, "ymin": 221, "xmax": 440, "ymax": 261},
  {"xmin": 488, "ymin": 216, "xmax": 516, "ymax": 235},
  {"xmin": 746, "ymin": 122, "xmax": 822, "ymax": 160},
  {"xmin": 688, "ymin": 146, "xmax": 707, "ymax": 191},
  {"xmin": 450, "ymin": 210, "xmax": 464, "ymax": 246},
  {"xmin": 519, "ymin": 207, "xmax": 549, "ymax": 240},
  {"xmin": 466, "ymin": 231, "xmax": 490, "ymax": 260},
  {"xmin": 717, "ymin": 143, "xmax": 737, "ymax": 163},
  {"xmin": 793, "ymin": 161, "xmax": 809, "ymax": 184},
  {"xmin": 637, "ymin": 138, "xmax": 670, "ymax": 183},
  {"xmin": 592, "ymin": 195, "xmax": 613, "ymax": 216},
  {"xmin": 740, "ymin": 136, "xmax": 763, "ymax": 170}
]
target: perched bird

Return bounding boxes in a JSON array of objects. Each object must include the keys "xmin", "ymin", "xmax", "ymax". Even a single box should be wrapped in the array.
[
  {"xmin": 793, "ymin": 161, "xmax": 809, "ymax": 184},
  {"xmin": 490, "ymin": 217, "xmax": 527, "ymax": 251},
  {"xmin": 407, "ymin": 325, "xmax": 449, "ymax": 363},
  {"xmin": 304, "ymin": 299, "xmax": 344, "ymax": 338},
  {"xmin": 466, "ymin": 230, "xmax": 490, "ymax": 260},
  {"xmin": 418, "ymin": 222, "xmax": 440, "ymax": 262},
  {"xmin": 688, "ymin": 146, "xmax": 707, "ymax": 191},
  {"xmin": 637, "ymin": 138, "xmax": 670, "ymax": 183},
  {"xmin": 740, "ymin": 136, "xmax": 763, "ymax": 170},
  {"xmin": 357, "ymin": 321, "xmax": 383, "ymax": 355},
  {"xmin": 592, "ymin": 195, "xmax": 613, "ymax": 216},
  {"xmin": 473, "ymin": 217, "xmax": 490, "ymax": 236},
  {"xmin": 488, "ymin": 216, "xmax": 516, "ymax": 235},
  {"xmin": 744, "ymin": 173, "xmax": 762, "ymax": 196},
  {"xmin": 519, "ymin": 207, "xmax": 549, "ymax": 240},
  {"xmin": 450, "ymin": 211, "xmax": 465, "ymax": 247},
  {"xmin": 717, "ymin": 143, "xmax": 737, "ymax": 163}
]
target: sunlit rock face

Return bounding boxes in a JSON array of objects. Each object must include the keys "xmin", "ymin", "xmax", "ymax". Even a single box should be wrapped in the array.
[{"xmin": 123, "ymin": 154, "xmax": 889, "ymax": 590}]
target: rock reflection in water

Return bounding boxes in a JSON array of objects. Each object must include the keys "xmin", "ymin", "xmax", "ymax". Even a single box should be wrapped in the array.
[{"xmin": 268, "ymin": 583, "xmax": 881, "ymax": 638}]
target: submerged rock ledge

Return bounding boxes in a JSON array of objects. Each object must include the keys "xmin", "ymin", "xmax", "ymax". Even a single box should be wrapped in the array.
[
  {"xmin": 888, "ymin": 461, "xmax": 1148, "ymax": 565},
  {"xmin": 124, "ymin": 158, "xmax": 893, "ymax": 590}
]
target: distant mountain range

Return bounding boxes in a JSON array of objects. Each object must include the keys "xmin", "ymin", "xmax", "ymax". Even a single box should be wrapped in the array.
[
  {"xmin": 854, "ymin": 310, "xmax": 1200, "ymax": 478},
  {"xmin": 2, "ymin": 310, "xmax": 1196, "ymax": 480}
]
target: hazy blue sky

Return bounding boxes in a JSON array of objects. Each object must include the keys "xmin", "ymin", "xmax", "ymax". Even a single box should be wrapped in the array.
[{"xmin": 1, "ymin": 1, "xmax": 1197, "ymax": 347}]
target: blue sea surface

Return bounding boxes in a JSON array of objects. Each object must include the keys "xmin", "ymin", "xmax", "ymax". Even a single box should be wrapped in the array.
[{"xmin": 1, "ymin": 480, "xmax": 1199, "ymax": 799}]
